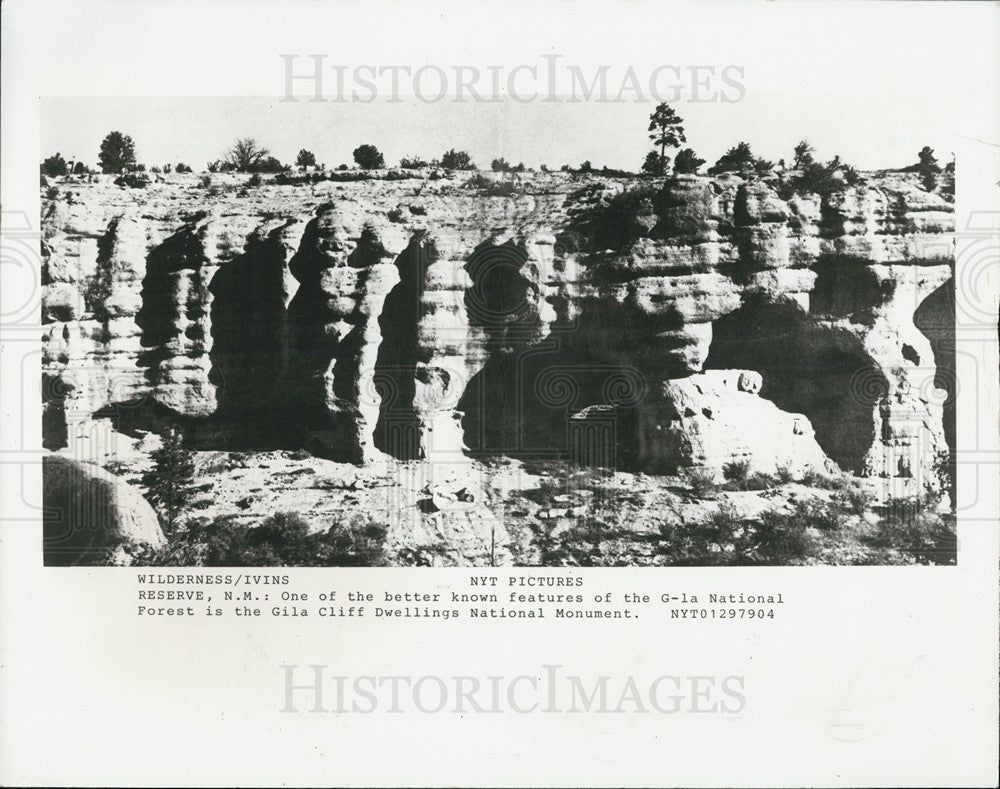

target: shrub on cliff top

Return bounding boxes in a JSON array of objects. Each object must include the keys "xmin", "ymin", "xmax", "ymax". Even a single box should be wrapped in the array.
[
  {"xmin": 708, "ymin": 142, "xmax": 754, "ymax": 175},
  {"xmin": 114, "ymin": 171, "xmax": 152, "ymax": 188},
  {"xmin": 648, "ymin": 102, "xmax": 687, "ymax": 162},
  {"xmin": 463, "ymin": 172, "xmax": 518, "ymax": 196},
  {"xmin": 254, "ymin": 156, "xmax": 288, "ymax": 173},
  {"xmin": 98, "ymin": 131, "xmax": 137, "ymax": 174},
  {"xmin": 273, "ymin": 172, "xmax": 311, "ymax": 186},
  {"xmin": 916, "ymin": 146, "xmax": 941, "ymax": 192},
  {"xmin": 841, "ymin": 165, "xmax": 860, "ymax": 186},
  {"xmin": 673, "ymin": 148, "xmax": 706, "ymax": 175},
  {"xmin": 296, "ymin": 149, "xmax": 317, "ymax": 169},
  {"xmin": 775, "ymin": 148, "xmax": 860, "ymax": 199},
  {"xmin": 353, "ymin": 144, "xmax": 385, "ymax": 170},
  {"xmin": 440, "ymin": 149, "xmax": 475, "ymax": 170},
  {"xmin": 796, "ymin": 157, "xmax": 846, "ymax": 195},
  {"xmin": 641, "ymin": 151, "xmax": 669, "ymax": 176},
  {"xmin": 792, "ymin": 139, "xmax": 815, "ymax": 169},
  {"xmin": 707, "ymin": 141, "xmax": 773, "ymax": 178},
  {"xmin": 491, "ymin": 158, "xmax": 525, "ymax": 173},
  {"xmin": 224, "ymin": 137, "xmax": 270, "ymax": 172},
  {"xmin": 41, "ymin": 153, "xmax": 68, "ymax": 177}
]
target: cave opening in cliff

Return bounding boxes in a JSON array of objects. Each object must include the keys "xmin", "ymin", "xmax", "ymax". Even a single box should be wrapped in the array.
[
  {"xmin": 809, "ymin": 254, "xmax": 886, "ymax": 322},
  {"xmin": 913, "ymin": 277, "xmax": 956, "ymax": 497},
  {"xmin": 42, "ymin": 372, "xmax": 68, "ymax": 451},
  {"xmin": 459, "ymin": 240, "xmax": 537, "ymax": 456},
  {"xmin": 460, "ymin": 239, "xmax": 651, "ymax": 469},
  {"xmin": 372, "ymin": 237, "xmax": 428, "ymax": 460},
  {"xmin": 703, "ymin": 298, "xmax": 886, "ymax": 473},
  {"xmin": 459, "ymin": 323, "xmax": 647, "ymax": 468},
  {"xmin": 136, "ymin": 225, "xmax": 209, "ymax": 351},
  {"xmin": 207, "ymin": 224, "xmax": 299, "ymax": 449}
]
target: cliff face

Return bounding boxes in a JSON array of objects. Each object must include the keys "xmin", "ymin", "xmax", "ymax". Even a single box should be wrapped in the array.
[{"xmin": 41, "ymin": 170, "xmax": 954, "ymax": 501}]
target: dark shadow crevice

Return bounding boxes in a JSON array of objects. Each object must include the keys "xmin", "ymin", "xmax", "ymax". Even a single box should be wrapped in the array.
[{"xmin": 704, "ymin": 297, "xmax": 885, "ymax": 473}]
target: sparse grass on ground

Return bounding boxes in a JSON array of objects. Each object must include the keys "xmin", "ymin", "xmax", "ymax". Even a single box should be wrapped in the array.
[
  {"xmin": 496, "ymin": 461, "xmax": 955, "ymax": 567},
  {"xmin": 462, "ymin": 172, "xmax": 520, "ymax": 196},
  {"xmin": 131, "ymin": 511, "xmax": 387, "ymax": 567},
  {"xmin": 97, "ymin": 446, "xmax": 953, "ymax": 567}
]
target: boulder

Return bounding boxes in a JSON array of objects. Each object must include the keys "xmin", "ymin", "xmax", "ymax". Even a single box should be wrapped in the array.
[
  {"xmin": 649, "ymin": 370, "xmax": 831, "ymax": 477},
  {"xmin": 43, "ymin": 454, "xmax": 165, "ymax": 566}
]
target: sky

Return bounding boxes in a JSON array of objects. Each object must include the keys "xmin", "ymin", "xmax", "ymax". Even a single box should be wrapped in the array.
[
  {"xmin": 24, "ymin": 1, "xmax": 994, "ymax": 175},
  {"xmin": 41, "ymin": 90, "xmax": 961, "ymax": 174}
]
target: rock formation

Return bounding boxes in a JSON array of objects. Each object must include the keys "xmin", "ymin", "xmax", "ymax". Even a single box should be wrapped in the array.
[
  {"xmin": 652, "ymin": 370, "xmax": 831, "ymax": 477},
  {"xmin": 41, "ymin": 170, "xmax": 955, "ymax": 502},
  {"xmin": 42, "ymin": 454, "xmax": 165, "ymax": 565}
]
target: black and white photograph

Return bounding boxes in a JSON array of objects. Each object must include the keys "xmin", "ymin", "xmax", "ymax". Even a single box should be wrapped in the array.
[
  {"xmin": 2, "ymin": 1, "xmax": 998, "ymax": 786},
  {"xmin": 39, "ymin": 93, "xmax": 958, "ymax": 568}
]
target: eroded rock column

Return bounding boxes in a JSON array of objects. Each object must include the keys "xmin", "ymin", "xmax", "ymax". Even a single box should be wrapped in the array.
[
  {"xmin": 288, "ymin": 204, "xmax": 400, "ymax": 462},
  {"xmin": 42, "ymin": 212, "xmax": 152, "ymax": 445},
  {"xmin": 136, "ymin": 216, "xmax": 217, "ymax": 416},
  {"xmin": 412, "ymin": 231, "xmax": 491, "ymax": 459}
]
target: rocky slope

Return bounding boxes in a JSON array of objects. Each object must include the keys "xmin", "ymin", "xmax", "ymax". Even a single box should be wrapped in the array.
[{"xmin": 40, "ymin": 168, "xmax": 955, "ymax": 564}]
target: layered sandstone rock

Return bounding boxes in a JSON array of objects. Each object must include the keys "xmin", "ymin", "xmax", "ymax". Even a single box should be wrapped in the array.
[
  {"xmin": 287, "ymin": 204, "xmax": 402, "ymax": 462},
  {"xmin": 40, "ymin": 170, "xmax": 954, "ymax": 501},
  {"xmin": 375, "ymin": 230, "xmax": 491, "ymax": 461},
  {"xmin": 652, "ymin": 370, "xmax": 831, "ymax": 477}
]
